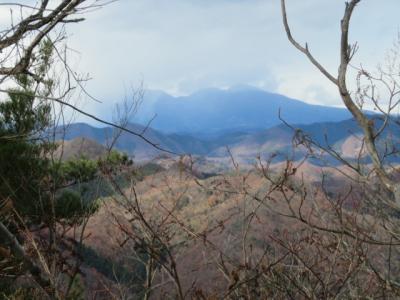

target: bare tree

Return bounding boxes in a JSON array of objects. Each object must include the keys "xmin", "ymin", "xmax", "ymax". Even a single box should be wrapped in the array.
[
  {"xmin": 0, "ymin": 2, "xmax": 166, "ymax": 299},
  {"xmin": 101, "ymin": 2, "xmax": 400, "ymax": 298},
  {"xmin": 281, "ymin": 0, "xmax": 400, "ymax": 209}
]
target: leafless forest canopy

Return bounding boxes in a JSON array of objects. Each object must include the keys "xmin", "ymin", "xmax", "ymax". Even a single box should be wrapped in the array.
[{"xmin": 1, "ymin": 1, "xmax": 400, "ymax": 299}]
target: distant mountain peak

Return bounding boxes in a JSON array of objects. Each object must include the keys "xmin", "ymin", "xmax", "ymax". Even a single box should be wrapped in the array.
[{"xmin": 136, "ymin": 86, "xmax": 351, "ymax": 134}]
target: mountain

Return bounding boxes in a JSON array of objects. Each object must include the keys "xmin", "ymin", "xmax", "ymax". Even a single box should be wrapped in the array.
[
  {"xmin": 56, "ymin": 122, "xmax": 211, "ymax": 160},
  {"xmin": 57, "ymin": 116, "xmax": 400, "ymax": 166},
  {"xmin": 54, "ymin": 120, "xmax": 352, "ymax": 162},
  {"xmin": 54, "ymin": 137, "xmax": 108, "ymax": 161},
  {"xmin": 134, "ymin": 86, "xmax": 352, "ymax": 134},
  {"xmin": 56, "ymin": 87, "xmax": 398, "ymax": 163}
]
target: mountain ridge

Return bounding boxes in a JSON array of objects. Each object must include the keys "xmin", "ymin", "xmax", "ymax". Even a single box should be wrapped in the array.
[
  {"xmin": 135, "ymin": 87, "xmax": 352, "ymax": 134},
  {"xmin": 57, "ymin": 115, "xmax": 400, "ymax": 167},
  {"xmin": 55, "ymin": 118, "xmax": 357, "ymax": 161},
  {"xmin": 56, "ymin": 87, "xmax": 396, "ymax": 163}
]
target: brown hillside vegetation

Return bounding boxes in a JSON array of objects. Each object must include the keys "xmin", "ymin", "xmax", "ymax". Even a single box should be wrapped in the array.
[
  {"xmin": 55, "ymin": 137, "xmax": 108, "ymax": 161},
  {"xmin": 2, "ymin": 1, "xmax": 400, "ymax": 298},
  {"xmin": 77, "ymin": 158, "xmax": 394, "ymax": 298}
]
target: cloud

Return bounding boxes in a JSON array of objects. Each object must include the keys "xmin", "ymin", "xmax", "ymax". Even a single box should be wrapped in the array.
[{"xmin": 60, "ymin": 0, "xmax": 400, "ymax": 121}]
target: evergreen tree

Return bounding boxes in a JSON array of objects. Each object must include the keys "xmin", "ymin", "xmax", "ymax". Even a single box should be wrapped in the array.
[{"xmin": 0, "ymin": 40, "xmax": 100, "ymax": 298}]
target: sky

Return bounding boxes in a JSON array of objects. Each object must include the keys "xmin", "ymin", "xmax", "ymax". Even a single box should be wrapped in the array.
[{"xmin": 2, "ymin": 0, "xmax": 400, "ymax": 120}]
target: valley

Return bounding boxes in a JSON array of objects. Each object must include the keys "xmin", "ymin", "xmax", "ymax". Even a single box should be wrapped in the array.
[
  {"xmin": 51, "ymin": 89, "xmax": 396, "ymax": 298},
  {"xmin": 1, "ymin": 1, "xmax": 400, "ymax": 298}
]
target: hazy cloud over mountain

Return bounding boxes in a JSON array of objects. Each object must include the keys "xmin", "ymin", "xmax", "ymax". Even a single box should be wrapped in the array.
[{"xmin": 66, "ymin": 0, "xmax": 400, "ymax": 121}]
